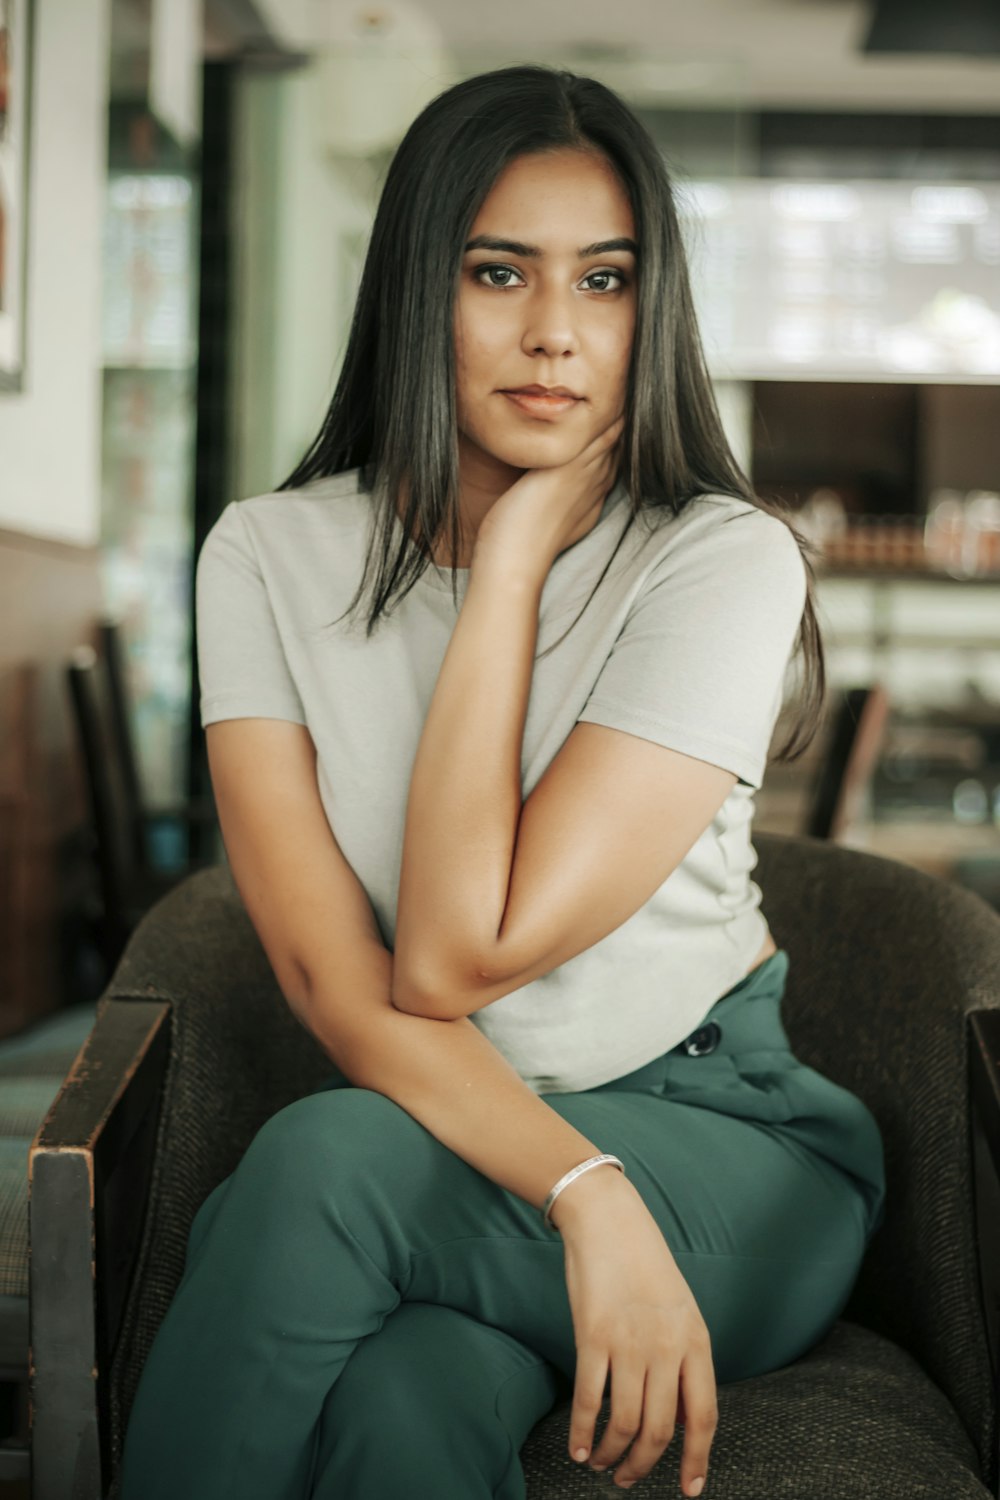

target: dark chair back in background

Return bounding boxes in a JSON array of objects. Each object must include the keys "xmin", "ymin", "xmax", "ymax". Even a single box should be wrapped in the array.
[
  {"xmin": 66, "ymin": 644, "xmax": 137, "ymax": 976},
  {"xmin": 97, "ymin": 621, "xmax": 148, "ymax": 880},
  {"xmin": 65, "ymin": 621, "xmax": 218, "ymax": 982},
  {"xmin": 805, "ymin": 681, "xmax": 892, "ymax": 840}
]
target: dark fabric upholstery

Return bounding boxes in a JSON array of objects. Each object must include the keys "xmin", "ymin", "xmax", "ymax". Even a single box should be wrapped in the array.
[
  {"xmin": 102, "ymin": 831, "xmax": 1000, "ymax": 1497},
  {"xmin": 520, "ymin": 1322, "xmax": 989, "ymax": 1499},
  {"xmin": 758, "ymin": 833, "xmax": 998, "ymax": 1487}
]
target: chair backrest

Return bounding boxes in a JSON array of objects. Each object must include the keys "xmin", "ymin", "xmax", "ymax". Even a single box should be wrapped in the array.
[
  {"xmin": 65, "ymin": 646, "xmax": 136, "ymax": 964},
  {"xmin": 805, "ymin": 681, "xmax": 892, "ymax": 840},
  {"xmin": 97, "ymin": 619, "xmax": 147, "ymax": 876},
  {"xmin": 99, "ymin": 835, "xmax": 1000, "ymax": 1488},
  {"xmin": 752, "ymin": 831, "xmax": 999, "ymax": 1482}
]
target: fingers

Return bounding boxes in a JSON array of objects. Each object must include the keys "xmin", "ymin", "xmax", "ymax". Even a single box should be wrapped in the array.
[
  {"xmin": 586, "ymin": 412, "xmax": 625, "ymax": 488},
  {"xmin": 568, "ymin": 1337, "xmax": 717, "ymax": 1495},
  {"xmin": 585, "ymin": 1353, "xmax": 645, "ymax": 1480},
  {"xmin": 610, "ymin": 1353, "xmax": 678, "ymax": 1488},
  {"xmin": 600, "ymin": 411, "xmax": 626, "ymax": 449},
  {"xmin": 581, "ymin": 411, "xmax": 626, "ymax": 462},
  {"xmin": 677, "ymin": 1344, "xmax": 718, "ymax": 1497},
  {"xmin": 568, "ymin": 1344, "xmax": 609, "ymax": 1466}
]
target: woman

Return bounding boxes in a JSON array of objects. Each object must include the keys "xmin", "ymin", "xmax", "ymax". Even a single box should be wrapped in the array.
[{"xmin": 118, "ymin": 63, "xmax": 886, "ymax": 1500}]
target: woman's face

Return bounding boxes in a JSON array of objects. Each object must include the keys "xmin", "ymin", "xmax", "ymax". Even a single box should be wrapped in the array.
[{"xmin": 453, "ymin": 147, "xmax": 637, "ymax": 497}]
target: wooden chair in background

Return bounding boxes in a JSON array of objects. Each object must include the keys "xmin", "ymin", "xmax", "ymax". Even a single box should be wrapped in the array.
[
  {"xmin": 804, "ymin": 682, "xmax": 892, "ymax": 842},
  {"xmin": 65, "ymin": 621, "xmax": 218, "ymax": 982}
]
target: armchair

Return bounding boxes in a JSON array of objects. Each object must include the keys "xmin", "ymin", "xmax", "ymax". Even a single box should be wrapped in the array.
[{"xmin": 28, "ymin": 831, "xmax": 1000, "ymax": 1498}]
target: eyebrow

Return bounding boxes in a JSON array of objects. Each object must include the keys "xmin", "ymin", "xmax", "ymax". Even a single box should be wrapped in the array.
[{"xmin": 463, "ymin": 234, "xmax": 638, "ymax": 258}]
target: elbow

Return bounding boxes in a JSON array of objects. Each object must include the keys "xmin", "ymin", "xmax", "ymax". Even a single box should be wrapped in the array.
[
  {"xmin": 390, "ymin": 960, "xmax": 480, "ymax": 1022},
  {"xmin": 389, "ymin": 967, "xmax": 434, "ymax": 1017},
  {"xmin": 388, "ymin": 951, "xmax": 443, "ymax": 1017}
]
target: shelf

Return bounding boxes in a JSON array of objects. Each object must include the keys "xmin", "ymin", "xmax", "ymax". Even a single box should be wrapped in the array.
[
  {"xmin": 814, "ymin": 633, "xmax": 1000, "ymax": 651},
  {"xmin": 816, "ymin": 567, "xmax": 1000, "ymax": 586}
]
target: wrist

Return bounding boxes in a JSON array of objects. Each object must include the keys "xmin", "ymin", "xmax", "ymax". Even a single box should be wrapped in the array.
[
  {"xmin": 547, "ymin": 1159, "xmax": 635, "ymax": 1235},
  {"xmin": 469, "ymin": 542, "xmax": 550, "ymax": 596}
]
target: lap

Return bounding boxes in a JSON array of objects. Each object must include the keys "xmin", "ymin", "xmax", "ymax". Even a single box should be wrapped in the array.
[
  {"xmin": 222, "ymin": 952, "xmax": 885, "ymax": 1383},
  {"xmin": 230, "ymin": 1062, "xmax": 870, "ymax": 1382},
  {"xmin": 249, "ymin": 1053, "xmax": 871, "ymax": 1265}
]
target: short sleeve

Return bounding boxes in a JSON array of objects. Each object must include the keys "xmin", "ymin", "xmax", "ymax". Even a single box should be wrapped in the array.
[
  {"xmin": 576, "ymin": 506, "xmax": 808, "ymax": 789},
  {"xmin": 195, "ymin": 500, "xmax": 308, "ymax": 728}
]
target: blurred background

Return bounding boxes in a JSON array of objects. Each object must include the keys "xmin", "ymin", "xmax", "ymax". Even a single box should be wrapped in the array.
[
  {"xmin": 2, "ymin": 0, "xmax": 1000, "ymax": 1043},
  {"xmin": 1, "ymin": 0, "xmax": 1000, "ymax": 1478}
]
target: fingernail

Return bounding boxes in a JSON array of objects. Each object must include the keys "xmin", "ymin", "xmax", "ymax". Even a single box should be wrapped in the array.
[
  {"xmin": 689, "ymin": 1479, "xmax": 705, "ymax": 1496},
  {"xmin": 573, "ymin": 1448, "xmax": 588, "ymax": 1462}
]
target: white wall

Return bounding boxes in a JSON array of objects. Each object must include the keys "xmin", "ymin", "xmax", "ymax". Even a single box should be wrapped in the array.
[
  {"xmin": 229, "ymin": 11, "xmax": 453, "ymax": 502},
  {"xmin": 248, "ymin": 0, "xmax": 318, "ymax": 52},
  {"xmin": 0, "ymin": 0, "xmax": 110, "ymax": 545},
  {"xmin": 230, "ymin": 65, "xmax": 380, "ymax": 501},
  {"xmin": 714, "ymin": 379, "xmax": 753, "ymax": 479}
]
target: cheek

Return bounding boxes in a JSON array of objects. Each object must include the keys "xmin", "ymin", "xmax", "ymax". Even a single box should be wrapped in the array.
[
  {"xmin": 608, "ymin": 308, "xmax": 635, "ymax": 360},
  {"xmin": 607, "ymin": 331, "xmax": 634, "ymax": 401},
  {"xmin": 457, "ymin": 290, "xmax": 512, "ymax": 352}
]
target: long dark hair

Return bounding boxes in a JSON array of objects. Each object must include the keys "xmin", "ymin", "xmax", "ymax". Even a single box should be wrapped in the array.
[{"xmin": 276, "ymin": 63, "xmax": 826, "ymax": 766}]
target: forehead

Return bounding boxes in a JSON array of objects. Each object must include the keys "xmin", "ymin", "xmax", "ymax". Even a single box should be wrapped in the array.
[{"xmin": 470, "ymin": 149, "xmax": 635, "ymax": 240}]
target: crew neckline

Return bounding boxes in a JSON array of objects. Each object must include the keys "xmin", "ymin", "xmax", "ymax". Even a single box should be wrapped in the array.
[{"xmin": 401, "ymin": 476, "xmax": 630, "ymax": 593}]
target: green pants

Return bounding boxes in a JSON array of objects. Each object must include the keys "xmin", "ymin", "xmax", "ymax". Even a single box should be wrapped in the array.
[{"xmin": 118, "ymin": 949, "xmax": 885, "ymax": 1499}]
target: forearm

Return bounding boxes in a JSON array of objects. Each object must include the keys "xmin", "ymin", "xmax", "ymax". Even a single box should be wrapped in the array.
[
  {"xmin": 299, "ymin": 970, "xmax": 629, "ymax": 1233},
  {"xmin": 392, "ymin": 560, "xmax": 543, "ymax": 1001}
]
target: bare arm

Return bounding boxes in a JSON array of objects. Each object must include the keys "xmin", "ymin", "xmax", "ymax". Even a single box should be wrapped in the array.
[
  {"xmin": 205, "ymin": 717, "xmax": 637, "ymax": 1230},
  {"xmin": 391, "ymin": 557, "xmax": 737, "ymax": 1019},
  {"xmin": 208, "ymin": 715, "xmax": 718, "ymax": 1493}
]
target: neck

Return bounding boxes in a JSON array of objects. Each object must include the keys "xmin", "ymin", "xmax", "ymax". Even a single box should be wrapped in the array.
[{"xmin": 398, "ymin": 437, "xmax": 526, "ymax": 567}]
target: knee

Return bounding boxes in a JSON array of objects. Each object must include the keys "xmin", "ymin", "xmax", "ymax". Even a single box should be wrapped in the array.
[
  {"xmin": 323, "ymin": 1304, "xmax": 509, "ymax": 1436},
  {"xmin": 325, "ymin": 1309, "xmax": 449, "ymax": 1430},
  {"xmin": 235, "ymin": 1087, "xmax": 421, "ymax": 1198},
  {"xmin": 313, "ymin": 1307, "xmax": 523, "ymax": 1496}
]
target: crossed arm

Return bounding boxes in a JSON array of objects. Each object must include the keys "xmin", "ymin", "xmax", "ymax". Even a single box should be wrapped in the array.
[
  {"xmin": 206, "ymin": 715, "xmax": 622, "ymax": 1230},
  {"xmin": 203, "ymin": 556, "xmax": 734, "ymax": 1500},
  {"xmin": 390, "ymin": 558, "xmax": 738, "ymax": 1018},
  {"xmin": 205, "ymin": 559, "xmax": 736, "ymax": 1228}
]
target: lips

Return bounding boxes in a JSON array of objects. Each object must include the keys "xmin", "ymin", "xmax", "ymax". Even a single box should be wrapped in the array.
[
  {"xmin": 502, "ymin": 390, "xmax": 581, "ymax": 417},
  {"xmin": 503, "ymin": 385, "xmax": 581, "ymax": 399}
]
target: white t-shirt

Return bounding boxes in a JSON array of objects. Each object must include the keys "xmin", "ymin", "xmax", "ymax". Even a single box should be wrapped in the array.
[{"xmin": 196, "ymin": 466, "xmax": 808, "ymax": 1093}]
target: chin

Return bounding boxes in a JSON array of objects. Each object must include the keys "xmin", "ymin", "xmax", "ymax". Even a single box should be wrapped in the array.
[{"xmin": 485, "ymin": 429, "xmax": 580, "ymax": 466}]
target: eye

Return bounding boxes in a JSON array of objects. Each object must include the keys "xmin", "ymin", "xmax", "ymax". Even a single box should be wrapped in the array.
[
  {"xmin": 471, "ymin": 264, "xmax": 629, "ymax": 293},
  {"xmin": 473, "ymin": 264, "xmax": 524, "ymax": 289},
  {"xmin": 584, "ymin": 270, "xmax": 628, "ymax": 293}
]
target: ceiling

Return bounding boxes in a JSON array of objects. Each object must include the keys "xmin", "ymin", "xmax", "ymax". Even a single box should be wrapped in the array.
[{"xmin": 286, "ymin": 0, "xmax": 1000, "ymax": 113}]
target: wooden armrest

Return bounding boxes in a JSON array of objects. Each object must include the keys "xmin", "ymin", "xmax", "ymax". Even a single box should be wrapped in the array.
[{"xmin": 29, "ymin": 997, "xmax": 171, "ymax": 1500}]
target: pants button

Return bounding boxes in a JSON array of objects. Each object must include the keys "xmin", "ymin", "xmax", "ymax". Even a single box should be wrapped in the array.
[{"xmin": 682, "ymin": 1021, "xmax": 722, "ymax": 1057}]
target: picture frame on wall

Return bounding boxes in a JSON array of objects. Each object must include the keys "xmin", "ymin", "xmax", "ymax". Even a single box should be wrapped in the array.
[{"xmin": 0, "ymin": 0, "xmax": 34, "ymax": 393}]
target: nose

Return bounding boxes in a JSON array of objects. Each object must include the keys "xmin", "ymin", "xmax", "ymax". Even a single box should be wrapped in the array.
[{"xmin": 521, "ymin": 284, "xmax": 580, "ymax": 358}]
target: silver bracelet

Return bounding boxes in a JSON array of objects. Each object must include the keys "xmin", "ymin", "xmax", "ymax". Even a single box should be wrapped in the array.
[{"xmin": 542, "ymin": 1153, "xmax": 625, "ymax": 1231}]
